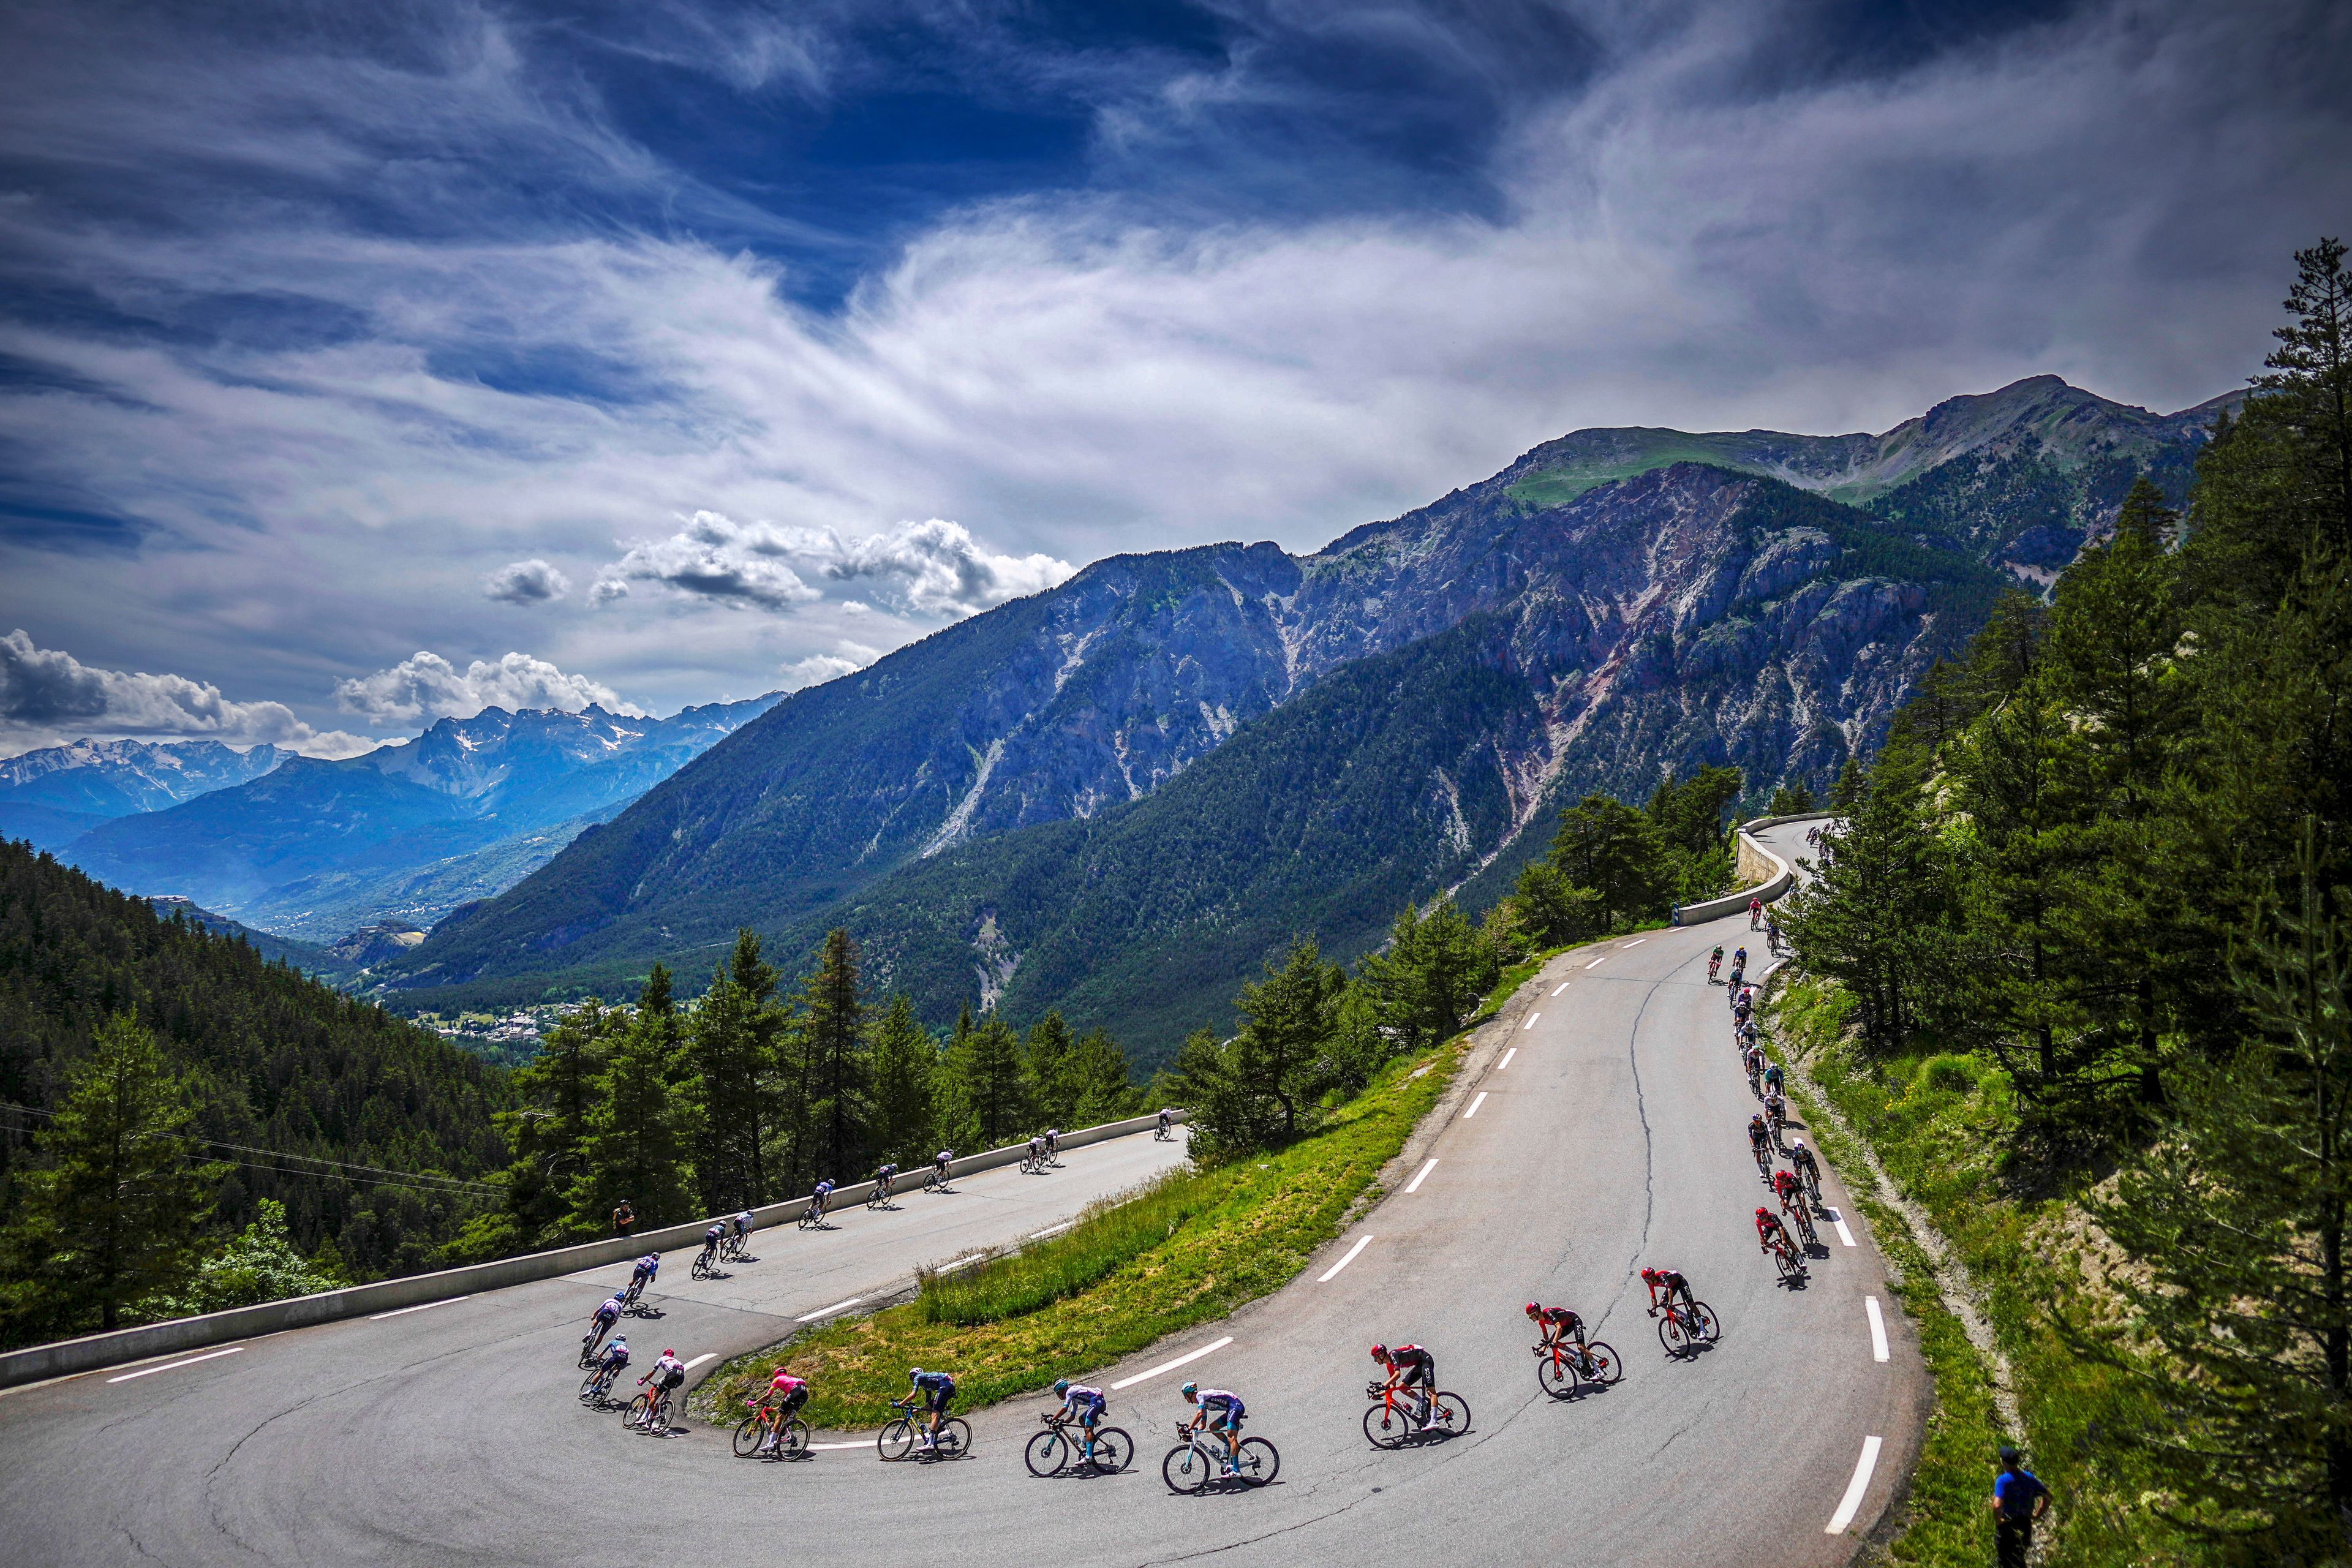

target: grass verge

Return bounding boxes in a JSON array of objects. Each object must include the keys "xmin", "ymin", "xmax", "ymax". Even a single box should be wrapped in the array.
[
  {"xmin": 695, "ymin": 1033, "xmax": 1466, "ymax": 1433},
  {"xmin": 1764, "ymin": 977, "xmax": 2201, "ymax": 1567}
]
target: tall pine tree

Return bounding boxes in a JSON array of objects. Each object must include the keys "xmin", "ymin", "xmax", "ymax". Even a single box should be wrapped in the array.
[
  {"xmin": 571, "ymin": 967, "xmax": 691, "ymax": 1229},
  {"xmin": 867, "ymin": 995, "xmax": 937, "ymax": 1164}
]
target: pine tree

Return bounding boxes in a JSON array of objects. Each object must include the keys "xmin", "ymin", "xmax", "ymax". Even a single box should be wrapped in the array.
[
  {"xmin": 1062, "ymin": 1028, "xmax": 1139, "ymax": 1125},
  {"xmin": 1226, "ymin": 938, "xmax": 1341, "ymax": 1142},
  {"xmin": 685, "ymin": 931, "xmax": 781, "ymax": 1211},
  {"xmin": 1765, "ymin": 781, "xmax": 1817, "ymax": 816},
  {"xmin": 0, "ymin": 1014, "xmax": 216, "ymax": 1334},
  {"xmin": 798, "ymin": 929, "xmax": 870, "ymax": 1182},
  {"xmin": 497, "ymin": 998, "xmax": 614, "ymax": 1246},
  {"xmin": 2087, "ymin": 832, "xmax": 2352, "ymax": 1552},
  {"xmin": 1548, "ymin": 794, "xmax": 1672, "ymax": 928},
  {"xmin": 1509, "ymin": 860, "xmax": 1602, "ymax": 949},
  {"xmin": 571, "ymin": 968, "xmax": 691, "ymax": 1229},
  {"xmin": 947, "ymin": 1015, "xmax": 1027, "ymax": 1147},
  {"xmin": 868, "ymin": 995, "xmax": 937, "ymax": 1164},
  {"xmin": 2259, "ymin": 235, "xmax": 2352, "ymax": 546},
  {"xmin": 1358, "ymin": 898, "xmax": 1497, "ymax": 1053},
  {"xmin": 1023, "ymin": 1011, "xmax": 1077, "ymax": 1127}
]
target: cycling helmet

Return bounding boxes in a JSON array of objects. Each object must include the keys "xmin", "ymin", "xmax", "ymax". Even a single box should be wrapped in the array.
[
  {"xmin": 1523, "ymin": 1302, "xmax": 1542, "ymax": 1317},
  {"xmin": 1755, "ymin": 1207, "xmax": 1770, "ymax": 1220},
  {"xmin": 1790, "ymin": 1137, "xmax": 1806, "ymax": 1150},
  {"xmin": 910, "ymin": 1367, "xmax": 924, "ymax": 1381},
  {"xmin": 611, "ymin": 1335, "xmax": 626, "ymax": 1348},
  {"xmin": 1053, "ymin": 1378, "xmax": 1071, "ymax": 1396},
  {"xmin": 1750, "ymin": 1112, "xmax": 1765, "ymax": 1125},
  {"xmin": 663, "ymin": 1348, "xmax": 674, "ymax": 1357},
  {"xmin": 1370, "ymin": 1343, "xmax": 1389, "ymax": 1362},
  {"xmin": 1180, "ymin": 1381, "xmax": 1199, "ymax": 1399}
]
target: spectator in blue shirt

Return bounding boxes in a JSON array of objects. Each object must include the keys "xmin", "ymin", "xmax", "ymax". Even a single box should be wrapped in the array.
[{"xmin": 1990, "ymin": 1445, "xmax": 2050, "ymax": 1567}]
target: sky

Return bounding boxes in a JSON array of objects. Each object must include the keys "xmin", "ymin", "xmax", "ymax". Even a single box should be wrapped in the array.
[{"xmin": 0, "ymin": 0, "xmax": 2345, "ymax": 758}]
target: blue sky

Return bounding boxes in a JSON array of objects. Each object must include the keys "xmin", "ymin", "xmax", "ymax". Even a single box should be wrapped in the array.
[{"xmin": 0, "ymin": 0, "xmax": 2345, "ymax": 755}]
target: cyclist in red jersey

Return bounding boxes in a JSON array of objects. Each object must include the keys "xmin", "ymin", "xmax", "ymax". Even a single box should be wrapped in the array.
[
  {"xmin": 1772, "ymin": 1167, "xmax": 1804, "ymax": 1213},
  {"xmin": 1640, "ymin": 1265, "xmax": 1694, "ymax": 1317},
  {"xmin": 1755, "ymin": 1205, "xmax": 1794, "ymax": 1257},
  {"xmin": 1371, "ymin": 1343, "xmax": 1437, "ymax": 1427}
]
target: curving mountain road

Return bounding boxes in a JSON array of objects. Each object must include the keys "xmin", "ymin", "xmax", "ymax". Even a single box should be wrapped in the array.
[{"xmin": 0, "ymin": 818, "xmax": 1923, "ymax": 1566}]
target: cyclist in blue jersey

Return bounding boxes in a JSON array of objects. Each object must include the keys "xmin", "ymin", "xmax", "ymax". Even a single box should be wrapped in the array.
[
  {"xmin": 1181, "ymin": 1382, "xmax": 1245, "ymax": 1474},
  {"xmin": 1051, "ymin": 1378, "xmax": 1109, "ymax": 1462},
  {"xmin": 909, "ymin": 1366, "xmax": 957, "ymax": 1451}
]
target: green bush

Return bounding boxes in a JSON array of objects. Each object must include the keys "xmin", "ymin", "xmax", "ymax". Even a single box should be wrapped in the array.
[{"xmin": 1918, "ymin": 1054, "xmax": 1979, "ymax": 1096}]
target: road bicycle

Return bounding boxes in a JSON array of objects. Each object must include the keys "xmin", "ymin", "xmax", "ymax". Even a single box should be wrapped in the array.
[
  {"xmin": 733, "ymin": 1398, "xmax": 811, "ymax": 1460},
  {"xmin": 1766, "ymin": 1234, "xmax": 1807, "ymax": 1286},
  {"xmin": 579, "ymin": 1325, "xmax": 615, "ymax": 1369},
  {"xmin": 1800, "ymin": 1163, "xmax": 1823, "ymax": 1205},
  {"xmin": 1025, "ymin": 1411, "xmax": 1133, "ymax": 1476},
  {"xmin": 626, "ymin": 1385, "xmax": 676, "ymax": 1434},
  {"xmin": 867, "ymin": 1178, "xmax": 896, "ymax": 1211},
  {"xmin": 1532, "ymin": 1338, "xmax": 1622, "ymax": 1399},
  {"xmin": 923, "ymin": 1164, "xmax": 952, "ymax": 1193},
  {"xmin": 1707, "ymin": 954, "xmax": 1722, "ymax": 984},
  {"xmin": 1161, "ymin": 1422, "xmax": 1278, "ymax": 1493},
  {"xmin": 1155, "ymin": 1120, "xmax": 1177, "ymax": 1142},
  {"xmin": 720, "ymin": 1230, "xmax": 753, "ymax": 1262},
  {"xmin": 1751, "ymin": 1142, "xmax": 1773, "ymax": 1182},
  {"xmin": 798, "ymin": 1202, "xmax": 829, "ymax": 1232},
  {"xmin": 690, "ymin": 1246, "xmax": 721, "ymax": 1281},
  {"xmin": 1362, "ymin": 1381, "xmax": 1469, "ymax": 1449},
  {"xmin": 877, "ymin": 1396, "xmax": 971, "ymax": 1461},
  {"xmin": 1654, "ymin": 1298, "xmax": 1721, "ymax": 1355},
  {"xmin": 578, "ymin": 1364, "xmax": 625, "ymax": 1409},
  {"xmin": 1019, "ymin": 1147, "xmax": 1050, "ymax": 1175}
]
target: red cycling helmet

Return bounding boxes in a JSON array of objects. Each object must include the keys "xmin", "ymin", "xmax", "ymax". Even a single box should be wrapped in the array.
[
  {"xmin": 1754, "ymin": 1207, "xmax": 1770, "ymax": 1220},
  {"xmin": 1370, "ymin": 1343, "xmax": 1390, "ymax": 1362},
  {"xmin": 1639, "ymin": 1266, "xmax": 1659, "ymax": 1283},
  {"xmin": 1523, "ymin": 1302, "xmax": 1541, "ymax": 1317}
]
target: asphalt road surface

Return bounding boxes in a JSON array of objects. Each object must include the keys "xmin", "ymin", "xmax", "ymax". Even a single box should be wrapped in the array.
[{"xmin": 0, "ymin": 818, "xmax": 1924, "ymax": 1566}]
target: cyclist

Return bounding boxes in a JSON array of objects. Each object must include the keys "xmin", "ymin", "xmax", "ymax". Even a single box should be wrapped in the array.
[
  {"xmin": 1765, "ymin": 1090, "xmax": 1787, "ymax": 1139},
  {"xmin": 731, "ymin": 1210, "xmax": 754, "ymax": 1254},
  {"xmin": 1762, "ymin": 1060, "xmax": 1784, "ymax": 1096},
  {"xmin": 1732, "ymin": 990, "xmax": 1753, "ymax": 1026},
  {"xmin": 1766, "ymin": 916, "xmax": 1783, "ymax": 954},
  {"xmin": 1025, "ymin": 1131, "xmax": 1047, "ymax": 1170},
  {"xmin": 1755, "ymin": 1204, "xmax": 1795, "ymax": 1263},
  {"xmin": 1745, "ymin": 1045, "xmax": 1766, "ymax": 1093},
  {"xmin": 1773, "ymin": 1166, "xmax": 1806, "ymax": 1215},
  {"xmin": 1524, "ymin": 1300, "xmax": 1601, "ymax": 1378},
  {"xmin": 1371, "ymin": 1342, "xmax": 1437, "ymax": 1427},
  {"xmin": 1640, "ymin": 1265, "xmax": 1695, "ymax": 1321},
  {"xmin": 753, "ymin": 1366, "xmax": 810, "ymax": 1455},
  {"xmin": 1156, "ymin": 1107, "xmax": 1174, "ymax": 1139},
  {"xmin": 1738, "ymin": 1018, "xmax": 1760, "ymax": 1052},
  {"xmin": 697, "ymin": 1221, "xmax": 725, "ymax": 1271},
  {"xmin": 1050, "ymin": 1376, "xmax": 1110, "ymax": 1462},
  {"xmin": 1747, "ymin": 1112, "xmax": 1772, "ymax": 1167},
  {"xmin": 635, "ymin": 1347, "xmax": 687, "ymax": 1430},
  {"xmin": 874, "ymin": 1162, "xmax": 897, "ymax": 1202},
  {"xmin": 1748, "ymin": 895, "xmax": 1763, "ymax": 929},
  {"xmin": 1042, "ymin": 1128, "xmax": 1060, "ymax": 1163},
  {"xmin": 625, "ymin": 1251, "xmax": 659, "ymax": 1303},
  {"xmin": 932, "ymin": 1148, "xmax": 954, "ymax": 1186},
  {"xmin": 810, "ymin": 1177, "xmax": 834, "ymax": 1224},
  {"xmin": 1708, "ymin": 944, "xmax": 1724, "ymax": 983},
  {"xmin": 1790, "ymin": 1137, "xmax": 1822, "ymax": 1196},
  {"xmin": 588, "ymin": 1333, "xmax": 630, "ymax": 1399},
  {"xmin": 908, "ymin": 1366, "xmax": 957, "ymax": 1452},
  {"xmin": 584, "ymin": 1292, "xmax": 625, "ymax": 1357},
  {"xmin": 1180, "ymin": 1381, "xmax": 1246, "ymax": 1474}
]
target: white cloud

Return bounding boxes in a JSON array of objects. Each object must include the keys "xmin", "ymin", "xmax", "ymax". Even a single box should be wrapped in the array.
[
  {"xmin": 595, "ymin": 510, "xmax": 821, "ymax": 610},
  {"xmin": 484, "ymin": 559, "xmax": 571, "ymax": 604},
  {"xmin": 0, "ymin": 628, "xmax": 372, "ymax": 757},
  {"xmin": 777, "ymin": 639, "xmax": 879, "ymax": 691},
  {"xmin": 805, "ymin": 519, "xmax": 1073, "ymax": 616},
  {"xmin": 334, "ymin": 650, "xmax": 647, "ymax": 726}
]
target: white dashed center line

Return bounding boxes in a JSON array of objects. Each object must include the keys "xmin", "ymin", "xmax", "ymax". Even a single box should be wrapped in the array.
[
  {"xmin": 1827, "ymin": 1208, "xmax": 1857, "ymax": 1247},
  {"xmin": 1866, "ymin": 1296, "xmax": 1890, "ymax": 1362},
  {"xmin": 1404, "ymin": 1159, "xmax": 1438, "ymax": 1194},
  {"xmin": 1825, "ymin": 1435, "xmax": 1883, "ymax": 1534},
  {"xmin": 1550, "ymin": 981, "xmax": 1569, "ymax": 997},
  {"xmin": 1498, "ymin": 1047, "xmax": 1517, "ymax": 1071},
  {"xmin": 1463, "ymin": 1091, "xmax": 1488, "ymax": 1119},
  {"xmin": 369, "ymin": 1295, "xmax": 472, "ymax": 1320},
  {"xmin": 1623, "ymin": 938, "xmax": 1646, "ymax": 947},
  {"xmin": 107, "ymin": 1346, "xmax": 241, "ymax": 1383},
  {"xmin": 1110, "ymin": 1336, "xmax": 1233, "ymax": 1390},
  {"xmin": 797, "ymin": 1296, "xmax": 863, "ymax": 1322},
  {"xmin": 1586, "ymin": 955, "xmax": 1607, "ymax": 969},
  {"xmin": 1522, "ymin": 1012, "xmax": 1540, "ymax": 1031},
  {"xmin": 1318, "ymin": 1235, "xmax": 1373, "ymax": 1283}
]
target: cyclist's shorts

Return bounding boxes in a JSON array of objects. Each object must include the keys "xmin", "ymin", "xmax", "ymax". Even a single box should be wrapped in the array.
[
  {"xmin": 658, "ymin": 1370, "xmax": 685, "ymax": 1391},
  {"xmin": 1397, "ymin": 1360, "xmax": 1432, "ymax": 1388},
  {"xmin": 925, "ymin": 1383, "xmax": 956, "ymax": 1411},
  {"xmin": 1210, "ymin": 1407, "xmax": 1245, "ymax": 1431},
  {"xmin": 778, "ymin": 1387, "xmax": 809, "ymax": 1414},
  {"xmin": 1077, "ymin": 1401, "xmax": 1103, "ymax": 1427}
]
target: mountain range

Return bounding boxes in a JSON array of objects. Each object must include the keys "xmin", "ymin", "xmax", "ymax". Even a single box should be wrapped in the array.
[
  {"xmin": 383, "ymin": 375, "xmax": 2236, "ymax": 1061},
  {"xmin": 0, "ymin": 738, "xmax": 285, "ymax": 852},
  {"xmin": 61, "ymin": 696, "xmax": 780, "ymax": 938}
]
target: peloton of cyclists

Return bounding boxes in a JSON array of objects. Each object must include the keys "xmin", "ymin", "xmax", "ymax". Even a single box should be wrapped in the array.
[
  {"xmin": 1180, "ymin": 1382, "xmax": 1246, "ymax": 1474},
  {"xmin": 908, "ymin": 1366, "xmax": 957, "ymax": 1453},
  {"xmin": 1370, "ymin": 1342, "xmax": 1438, "ymax": 1428}
]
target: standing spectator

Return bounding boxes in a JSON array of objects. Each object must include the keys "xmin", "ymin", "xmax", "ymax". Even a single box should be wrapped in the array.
[
  {"xmin": 1990, "ymin": 1444, "xmax": 2049, "ymax": 1566},
  {"xmin": 612, "ymin": 1198, "xmax": 636, "ymax": 1238}
]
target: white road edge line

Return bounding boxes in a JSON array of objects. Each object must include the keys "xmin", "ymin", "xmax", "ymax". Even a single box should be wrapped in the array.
[
  {"xmin": 1825, "ymin": 1434, "xmax": 1883, "ymax": 1534},
  {"xmin": 936, "ymin": 1253, "xmax": 988, "ymax": 1275},
  {"xmin": 1828, "ymin": 1208, "xmax": 1857, "ymax": 1247},
  {"xmin": 1110, "ymin": 1336, "xmax": 1233, "ymax": 1391},
  {"xmin": 1586, "ymin": 955, "xmax": 1607, "ymax": 968},
  {"xmin": 1404, "ymin": 1159, "xmax": 1438, "ymax": 1194},
  {"xmin": 1866, "ymin": 1297, "xmax": 1890, "ymax": 1362},
  {"xmin": 369, "ymin": 1295, "xmax": 472, "ymax": 1321},
  {"xmin": 1029, "ymin": 1222, "xmax": 1074, "ymax": 1240},
  {"xmin": 108, "ymin": 1346, "xmax": 242, "ymax": 1383},
  {"xmin": 684, "ymin": 1352, "xmax": 716, "ymax": 1371},
  {"xmin": 1550, "ymin": 981, "xmax": 1569, "ymax": 996},
  {"xmin": 1522, "ymin": 1012, "xmax": 1540, "ymax": 1031},
  {"xmin": 1318, "ymin": 1235, "xmax": 1374, "ymax": 1283},
  {"xmin": 806, "ymin": 1441, "xmax": 869, "ymax": 1450},
  {"xmin": 1464, "ymin": 1091, "xmax": 1488, "ymax": 1119},
  {"xmin": 797, "ymin": 1296, "xmax": 862, "ymax": 1322},
  {"xmin": 1498, "ymin": 1047, "xmax": 1517, "ymax": 1071}
]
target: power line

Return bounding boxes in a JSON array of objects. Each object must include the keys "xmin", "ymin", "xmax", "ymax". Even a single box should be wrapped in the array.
[{"xmin": 0, "ymin": 1104, "xmax": 501, "ymax": 1196}]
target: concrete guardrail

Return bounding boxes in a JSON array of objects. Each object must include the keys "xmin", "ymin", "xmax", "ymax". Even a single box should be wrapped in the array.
[
  {"xmin": 1670, "ymin": 812, "xmax": 1835, "ymax": 927},
  {"xmin": 0, "ymin": 1109, "xmax": 1187, "ymax": 1390}
]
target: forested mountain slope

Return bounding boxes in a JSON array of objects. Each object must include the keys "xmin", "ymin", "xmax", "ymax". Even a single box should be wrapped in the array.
[
  {"xmin": 0, "ymin": 840, "xmax": 507, "ymax": 1335},
  {"xmin": 0, "ymin": 738, "xmax": 284, "ymax": 854}
]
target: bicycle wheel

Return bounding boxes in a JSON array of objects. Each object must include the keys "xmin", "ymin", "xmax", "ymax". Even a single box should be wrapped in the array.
[
  {"xmin": 937, "ymin": 1418, "xmax": 972, "ymax": 1458},
  {"xmin": 1583, "ymin": 1342, "xmax": 1623, "ymax": 1385},
  {"xmin": 1235, "ymin": 1436, "xmax": 1279, "ymax": 1487},
  {"xmin": 627, "ymin": 1393, "xmax": 655, "ymax": 1428},
  {"xmin": 1363, "ymin": 1401, "xmax": 1411, "ymax": 1449},
  {"xmin": 1428, "ymin": 1392, "xmax": 1469, "ymax": 1436},
  {"xmin": 579, "ymin": 1372, "xmax": 605, "ymax": 1403},
  {"xmin": 1536, "ymin": 1349, "xmax": 1577, "ymax": 1399},
  {"xmin": 1025, "ymin": 1430, "xmax": 1069, "ymax": 1477},
  {"xmin": 1774, "ymin": 1246, "xmax": 1801, "ymax": 1283},
  {"xmin": 1163, "ymin": 1444, "xmax": 1208, "ymax": 1494},
  {"xmin": 1659, "ymin": 1314, "xmax": 1690, "ymax": 1355},
  {"xmin": 734, "ymin": 1415, "xmax": 767, "ymax": 1457},
  {"xmin": 775, "ymin": 1417, "xmax": 810, "ymax": 1460},
  {"xmin": 1691, "ymin": 1302, "xmax": 1721, "ymax": 1341},
  {"xmin": 877, "ymin": 1419, "xmax": 914, "ymax": 1461},
  {"xmin": 1087, "ymin": 1427, "xmax": 1133, "ymax": 1473},
  {"xmin": 578, "ymin": 1343, "xmax": 596, "ymax": 1370}
]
